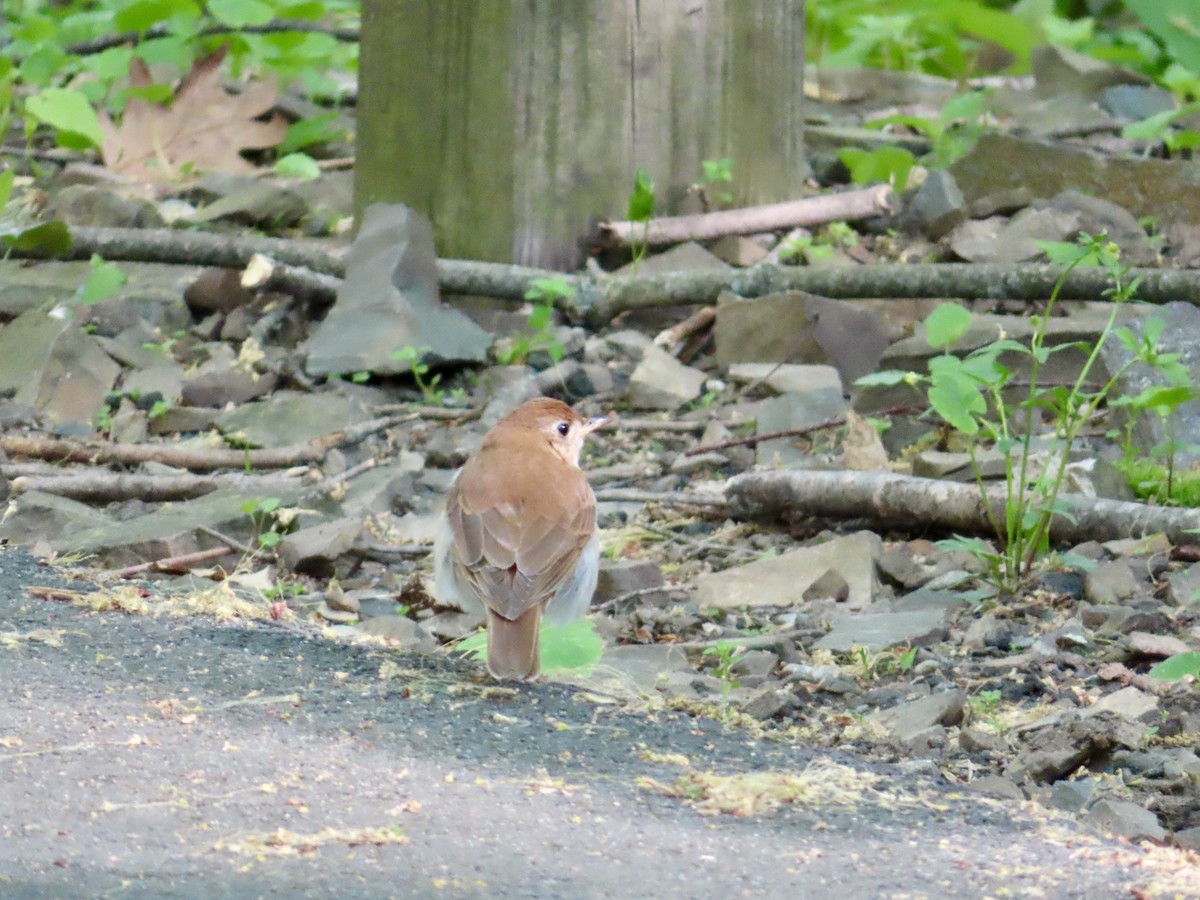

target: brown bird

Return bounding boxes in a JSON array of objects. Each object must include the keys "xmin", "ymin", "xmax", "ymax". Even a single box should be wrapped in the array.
[{"xmin": 434, "ymin": 398, "xmax": 607, "ymax": 680}]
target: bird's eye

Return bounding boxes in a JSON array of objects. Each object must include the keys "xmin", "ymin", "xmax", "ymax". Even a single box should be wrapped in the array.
[{"xmin": 556, "ymin": 421, "xmax": 570, "ymax": 436}]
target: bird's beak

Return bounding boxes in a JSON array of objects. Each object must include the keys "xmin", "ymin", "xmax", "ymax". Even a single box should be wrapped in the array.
[{"xmin": 582, "ymin": 413, "xmax": 612, "ymax": 434}]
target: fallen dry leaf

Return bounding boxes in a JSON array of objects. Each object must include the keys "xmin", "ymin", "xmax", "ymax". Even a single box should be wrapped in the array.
[{"xmin": 99, "ymin": 47, "xmax": 286, "ymax": 182}]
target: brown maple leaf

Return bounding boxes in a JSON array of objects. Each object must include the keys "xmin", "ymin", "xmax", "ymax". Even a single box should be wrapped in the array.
[{"xmin": 99, "ymin": 46, "xmax": 287, "ymax": 182}]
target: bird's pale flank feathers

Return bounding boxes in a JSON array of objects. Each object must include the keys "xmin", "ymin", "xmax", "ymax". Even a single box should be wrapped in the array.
[{"xmin": 435, "ymin": 397, "xmax": 605, "ymax": 679}]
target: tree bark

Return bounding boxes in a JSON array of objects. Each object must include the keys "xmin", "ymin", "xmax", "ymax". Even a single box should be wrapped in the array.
[
  {"xmin": 354, "ymin": 1, "xmax": 806, "ymax": 269},
  {"xmin": 726, "ymin": 469, "xmax": 1200, "ymax": 546}
]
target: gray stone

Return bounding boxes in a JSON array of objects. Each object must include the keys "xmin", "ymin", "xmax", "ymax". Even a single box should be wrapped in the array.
[
  {"xmin": 739, "ymin": 687, "xmax": 795, "ymax": 721},
  {"xmin": 1084, "ymin": 799, "xmax": 1166, "ymax": 843},
  {"xmin": 626, "ymin": 344, "xmax": 705, "ymax": 410},
  {"xmin": 902, "ymin": 168, "xmax": 966, "ymax": 240},
  {"xmin": 949, "ymin": 207, "xmax": 1080, "ymax": 264},
  {"xmin": 1085, "ymin": 686, "xmax": 1158, "ymax": 722},
  {"xmin": 755, "ymin": 372, "xmax": 847, "ymax": 468},
  {"xmin": 1083, "ymin": 560, "xmax": 1140, "ymax": 605},
  {"xmin": 278, "ymin": 518, "xmax": 363, "ymax": 577},
  {"xmin": 352, "ymin": 616, "xmax": 438, "ymax": 652},
  {"xmin": 708, "ymin": 235, "xmax": 767, "ymax": 267},
  {"xmin": 731, "ymin": 649, "xmax": 779, "ymax": 680},
  {"xmin": 814, "ymin": 609, "xmax": 948, "ymax": 653},
  {"xmin": 867, "ymin": 689, "xmax": 965, "ymax": 745},
  {"xmin": 595, "ymin": 559, "xmax": 665, "ymax": 603},
  {"xmin": 692, "ymin": 531, "xmax": 881, "ymax": 611},
  {"xmin": 1167, "ymin": 565, "xmax": 1200, "ymax": 607},
  {"xmin": 49, "ymin": 184, "xmax": 163, "ymax": 228},
  {"xmin": 892, "ymin": 588, "xmax": 972, "ymax": 615},
  {"xmin": 0, "ymin": 491, "xmax": 112, "ymax": 548},
  {"xmin": 148, "ymin": 405, "xmax": 221, "ymax": 435},
  {"xmin": 215, "ymin": 390, "xmax": 374, "ymax": 448},
  {"xmin": 952, "ymin": 133, "xmax": 1200, "ymax": 230},
  {"xmin": 192, "ymin": 178, "xmax": 309, "ymax": 228},
  {"xmin": 601, "ymin": 643, "xmax": 690, "ymax": 692},
  {"xmin": 715, "ymin": 291, "xmax": 889, "ymax": 387},
  {"xmin": 306, "ymin": 204, "xmax": 490, "ymax": 377},
  {"xmin": 181, "ymin": 344, "xmax": 277, "ymax": 408},
  {"xmin": 962, "ymin": 612, "xmax": 1014, "ymax": 652},
  {"xmin": 1005, "ymin": 712, "xmax": 1122, "ymax": 784},
  {"xmin": 1047, "ymin": 778, "xmax": 1100, "ymax": 813},
  {"xmin": 1126, "ymin": 631, "xmax": 1192, "ymax": 659},
  {"xmin": 0, "ymin": 310, "xmax": 120, "ymax": 433},
  {"xmin": 727, "ymin": 363, "xmax": 841, "ymax": 396},
  {"xmin": 1039, "ymin": 190, "xmax": 1155, "ymax": 265},
  {"xmin": 616, "ymin": 241, "xmax": 729, "ymax": 276},
  {"xmin": 55, "ymin": 483, "xmax": 306, "ymax": 568}
]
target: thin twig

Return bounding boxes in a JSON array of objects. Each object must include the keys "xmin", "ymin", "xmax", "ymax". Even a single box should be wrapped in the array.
[{"xmin": 108, "ymin": 545, "xmax": 238, "ymax": 579}]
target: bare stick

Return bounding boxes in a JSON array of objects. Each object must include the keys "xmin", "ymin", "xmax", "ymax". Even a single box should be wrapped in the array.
[
  {"xmin": 0, "ymin": 433, "xmax": 324, "ymax": 472},
  {"xmin": 108, "ymin": 545, "xmax": 238, "ymax": 579},
  {"xmin": 10, "ymin": 471, "xmax": 305, "ymax": 502},
  {"xmin": 654, "ymin": 307, "xmax": 716, "ymax": 355},
  {"xmin": 598, "ymin": 186, "xmax": 896, "ymax": 248}
]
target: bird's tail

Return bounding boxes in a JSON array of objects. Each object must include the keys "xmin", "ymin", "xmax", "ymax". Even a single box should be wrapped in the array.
[{"xmin": 487, "ymin": 606, "xmax": 541, "ymax": 680}]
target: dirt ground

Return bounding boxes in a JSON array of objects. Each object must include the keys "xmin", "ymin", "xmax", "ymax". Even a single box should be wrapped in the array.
[{"xmin": 0, "ymin": 547, "xmax": 1187, "ymax": 899}]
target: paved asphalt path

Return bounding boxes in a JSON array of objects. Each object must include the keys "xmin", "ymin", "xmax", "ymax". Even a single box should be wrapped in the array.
[{"xmin": 0, "ymin": 548, "xmax": 1185, "ymax": 899}]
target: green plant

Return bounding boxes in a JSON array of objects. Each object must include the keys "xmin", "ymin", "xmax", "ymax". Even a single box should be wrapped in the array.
[
  {"xmin": 967, "ymin": 689, "xmax": 1006, "ymax": 732},
  {"xmin": 780, "ymin": 220, "xmax": 859, "ymax": 264},
  {"xmin": 627, "ymin": 167, "xmax": 655, "ymax": 273},
  {"xmin": 837, "ymin": 144, "xmax": 915, "ymax": 192},
  {"xmin": 457, "ymin": 618, "xmax": 603, "ymax": 677},
  {"xmin": 1122, "ymin": 101, "xmax": 1200, "ymax": 157},
  {"xmin": 857, "ymin": 233, "xmax": 1187, "ymax": 594},
  {"xmin": 1148, "ymin": 651, "xmax": 1200, "ymax": 682},
  {"xmin": 868, "ymin": 90, "xmax": 989, "ymax": 168},
  {"xmin": 148, "ymin": 399, "xmax": 172, "ymax": 420},
  {"xmin": 702, "ymin": 639, "xmax": 743, "ymax": 720},
  {"xmin": 808, "ymin": 0, "xmax": 1033, "ymax": 80},
  {"xmin": 389, "ymin": 345, "xmax": 443, "ymax": 404},
  {"xmin": 496, "ymin": 277, "xmax": 569, "ymax": 366},
  {"xmin": 240, "ymin": 496, "xmax": 283, "ymax": 550},
  {"xmin": 698, "ymin": 157, "xmax": 733, "ymax": 205},
  {"xmin": 0, "ymin": 1, "xmax": 356, "ymax": 158}
]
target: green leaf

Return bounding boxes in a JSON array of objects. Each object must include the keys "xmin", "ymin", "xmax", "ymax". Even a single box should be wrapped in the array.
[
  {"xmin": 274, "ymin": 152, "xmax": 320, "ymax": 180},
  {"xmin": 837, "ymin": 145, "xmax": 914, "ymax": 191},
  {"xmin": 927, "ymin": 373, "xmax": 984, "ymax": 435},
  {"xmin": 854, "ymin": 370, "xmax": 914, "ymax": 387},
  {"xmin": 1037, "ymin": 239, "xmax": 1091, "ymax": 265},
  {"xmin": 925, "ymin": 303, "xmax": 973, "ymax": 348},
  {"xmin": 75, "ymin": 255, "xmax": 126, "ymax": 305},
  {"xmin": 0, "ymin": 221, "xmax": 72, "ymax": 257},
  {"xmin": 208, "ymin": 0, "xmax": 274, "ymax": 27},
  {"xmin": 25, "ymin": 89, "xmax": 104, "ymax": 148},
  {"xmin": 278, "ymin": 111, "xmax": 344, "ymax": 154},
  {"xmin": 114, "ymin": 0, "xmax": 199, "ymax": 31},
  {"xmin": 1148, "ymin": 651, "xmax": 1200, "ymax": 682},
  {"xmin": 0, "ymin": 169, "xmax": 13, "ymax": 209},
  {"xmin": 455, "ymin": 619, "xmax": 603, "ymax": 675},
  {"xmin": 628, "ymin": 168, "xmax": 655, "ymax": 222},
  {"xmin": 540, "ymin": 619, "xmax": 604, "ymax": 674}
]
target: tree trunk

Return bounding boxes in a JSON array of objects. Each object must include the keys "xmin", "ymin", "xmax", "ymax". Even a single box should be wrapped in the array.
[{"xmin": 355, "ymin": 1, "xmax": 806, "ymax": 270}]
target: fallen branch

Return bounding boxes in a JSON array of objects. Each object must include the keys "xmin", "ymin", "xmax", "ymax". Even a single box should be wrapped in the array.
[
  {"xmin": 10, "ymin": 471, "xmax": 307, "ymax": 502},
  {"xmin": 108, "ymin": 545, "xmax": 238, "ymax": 579},
  {"xmin": 684, "ymin": 416, "xmax": 847, "ymax": 457},
  {"xmin": 242, "ymin": 253, "xmax": 342, "ymax": 305},
  {"xmin": 598, "ymin": 186, "xmax": 896, "ymax": 248},
  {"xmin": 0, "ymin": 433, "xmax": 324, "ymax": 472},
  {"xmin": 13, "ymin": 229, "xmax": 1200, "ymax": 329},
  {"xmin": 726, "ymin": 469, "xmax": 1200, "ymax": 546},
  {"xmin": 578, "ymin": 263, "xmax": 1200, "ymax": 326},
  {"xmin": 654, "ymin": 307, "xmax": 716, "ymax": 356}
]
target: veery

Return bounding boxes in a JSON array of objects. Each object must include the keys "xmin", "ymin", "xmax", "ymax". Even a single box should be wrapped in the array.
[{"xmin": 434, "ymin": 397, "xmax": 607, "ymax": 680}]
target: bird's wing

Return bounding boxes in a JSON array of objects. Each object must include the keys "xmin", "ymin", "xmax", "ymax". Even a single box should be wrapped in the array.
[{"xmin": 445, "ymin": 458, "xmax": 595, "ymax": 621}]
